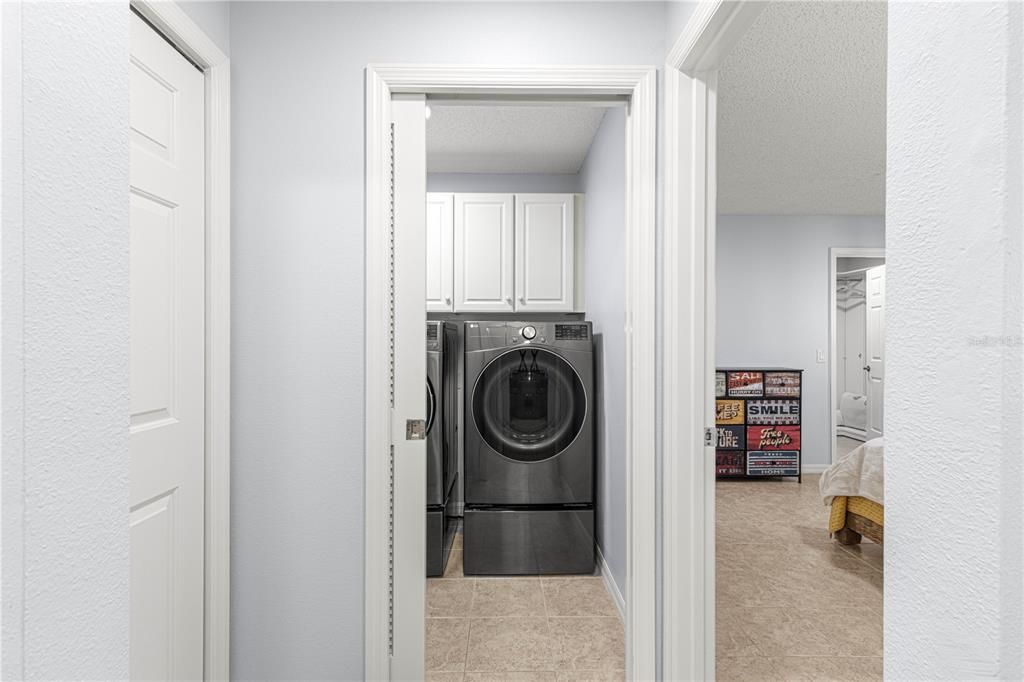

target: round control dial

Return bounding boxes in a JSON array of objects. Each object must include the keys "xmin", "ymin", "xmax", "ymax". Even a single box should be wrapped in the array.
[{"xmin": 521, "ymin": 325, "xmax": 537, "ymax": 340}]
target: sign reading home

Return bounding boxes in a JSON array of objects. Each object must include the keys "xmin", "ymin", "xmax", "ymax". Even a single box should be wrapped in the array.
[
  {"xmin": 747, "ymin": 451, "xmax": 799, "ymax": 476},
  {"xmin": 746, "ymin": 425, "xmax": 801, "ymax": 451},
  {"xmin": 765, "ymin": 371, "xmax": 801, "ymax": 397},
  {"xmin": 717, "ymin": 425, "xmax": 744, "ymax": 449},
  {"xmin": 727, "ymin": 371, "xmax": 763, "ymax": 397},
  {"xmin": 716, "ymin": 399, "xmax": 745, "ymax": 425},
  {"xmin": 715, "ymin": 372, "xmax": 727, "ymax": 398},
  {"xmin": 746, "ymin": 399, "xmax": 800, "ymax": 425}
]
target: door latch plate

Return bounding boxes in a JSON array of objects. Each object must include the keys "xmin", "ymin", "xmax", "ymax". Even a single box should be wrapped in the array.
[
  {"xmin": 406, "ymin": 419, "xmax": 426, "ymax": 441},
  {"xmin": 704, "ymin": 427, "xmax": 715, "ymax": 447}
]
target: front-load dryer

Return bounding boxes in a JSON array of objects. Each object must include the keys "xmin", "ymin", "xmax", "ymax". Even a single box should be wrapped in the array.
[
  {"xmin": 426, "ymin": 321, "xmax": 458, "ymax": 576},
  {"xmin": 463, "ymin": 321, "xmax": 594, "ymax": 575}
]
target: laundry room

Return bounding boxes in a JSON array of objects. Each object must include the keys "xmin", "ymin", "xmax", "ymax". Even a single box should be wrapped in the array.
[{"xmin": 420, "ymin": 100, "xmax": 629, "ymax": 676}]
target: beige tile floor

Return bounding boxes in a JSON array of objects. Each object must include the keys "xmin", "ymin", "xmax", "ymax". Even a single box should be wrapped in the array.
[
  {"xmin": 426, "ymin": 527, "xmax": 625, "ymax": 681},
  {"xmin": 717, "ymin": 473, "xmax": 883, "ymax": 682}
]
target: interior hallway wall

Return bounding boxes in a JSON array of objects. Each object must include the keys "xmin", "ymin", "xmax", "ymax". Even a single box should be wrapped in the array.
[
  {"xmin": 888, "ymin": 2, "xmax": 1024, "ymax": 678},
  {"xmin": 579, "ymin": 107, "xmax": 627, "ymax": 602},
  {"xmin": 2, "ymin": 3, "xmax": 131, "ymax": 678},
  {"xmin": 715, "ymin": 215, "xmax": 884, "ymax": 470},
  {"xmin": 229, "ymin": 3, "xmax": 669, "ymax": 677}
]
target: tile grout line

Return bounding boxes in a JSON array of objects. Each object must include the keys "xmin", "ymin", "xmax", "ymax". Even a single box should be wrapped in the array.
[{"xmin": 463, "ymin": 579, "xmax": 476, "ymax": 674}]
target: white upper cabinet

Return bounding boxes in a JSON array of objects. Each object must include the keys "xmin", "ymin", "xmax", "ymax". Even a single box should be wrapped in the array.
[
  {"xmin": 515, "ymin": 194, "xmax": 575, "ymax": 312},
  {"xmin": 426, "ymin": 193, "xmax": 454, "ymax": 311},
  {"xmin": 454, "ymin": 193, "xmax": 515, "ymax": 312}
]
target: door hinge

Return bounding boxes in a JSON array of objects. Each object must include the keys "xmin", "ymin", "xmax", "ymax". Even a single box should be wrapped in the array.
[
  {"xmin": 704, "ymin": 427, "xmax": 715, "ymax": 447},
  {"xmin": 406, "ymin": 419, "xmax": 427, "ymax": 441}
]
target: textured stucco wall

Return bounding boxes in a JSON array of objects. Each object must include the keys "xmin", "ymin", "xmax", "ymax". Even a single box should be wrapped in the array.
[
  {"xmin": 887, "ymin": 2, "xmax": 1023, "ymax": 678},
  {"xmin": 2, "ymin": 2, "xmax": 131, "ymax": 679}
]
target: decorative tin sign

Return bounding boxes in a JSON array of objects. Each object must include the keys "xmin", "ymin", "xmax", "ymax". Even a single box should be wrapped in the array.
[
  {"xmin": 747, "ymin": 451, "xmax": 799, "ymax": 477},
  {"xmin": 716, "ymin": 451, "xmax": 745, "ymax": 476},
  {"xmin": 746, "ymin": 399, "xmax": 800, "ymax": 425},
  {"xmin": 717, "ymin": 425, "xmax": 745, "ymax": 450},
  {"xmin": 746, "ymin": 425, "xmax": 801, "ymax": 451},
  {"xmin": 715, "ymin": 372, "xmax": 727, "ymax": 398},
  {"xmin": 765, "ymin": 371, "xmax": 801, "ymax": 397},
  {"xmin": 727, "ymin": 371, "xmax": 764, "ymax": 397},
  {"xmin": 716, "ymin": 399, "xmax": 745, "ymax": 425}
]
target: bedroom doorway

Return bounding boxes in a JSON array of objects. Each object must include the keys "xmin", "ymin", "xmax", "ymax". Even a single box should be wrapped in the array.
[
  {"xmin": 705, "ymin": 2, "xmax": 886, "ymax": 680},
  {"xmin": 831, "ymin": 249, "xmax": 886, "ymax": 465}
]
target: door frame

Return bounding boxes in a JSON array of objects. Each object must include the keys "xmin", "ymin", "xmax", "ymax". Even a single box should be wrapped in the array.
[
  {"xmin": 829, "ymin": 247, "xmax": 885, "ymax": 464},
  {"xmin": 128, "ymin": 3, "xmax": 231, "ymax": 679},
  {"xmin": 662, "ymin": 2, "xmax": 765, "ymax": 680},
  {"xmin": 365, "ymin": 64, "xmax": 657, "ymax": 680}
]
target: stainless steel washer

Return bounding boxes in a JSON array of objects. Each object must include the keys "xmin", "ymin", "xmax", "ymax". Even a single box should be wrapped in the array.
[{"xmin": 463, "ymin": 321, "xmax": 594, "ymax": 575}]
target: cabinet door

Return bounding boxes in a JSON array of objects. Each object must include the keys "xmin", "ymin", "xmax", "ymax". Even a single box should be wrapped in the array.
[
  {"xmin": 454, "ymin": 194, "xmax": 514, "ymax": 312},
  {"xmin": 426, "ymin": 193, "xmax": 454, "ymax": 311},
  {"xmin": 515, "ymin": 194, "xmax": 575, "ymax": 312}
]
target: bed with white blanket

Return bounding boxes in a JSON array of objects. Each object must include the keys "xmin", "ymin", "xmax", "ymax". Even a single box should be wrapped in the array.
[{"xmin": 819, "ymin": 438, "xmax": 884, "ymax": 544}]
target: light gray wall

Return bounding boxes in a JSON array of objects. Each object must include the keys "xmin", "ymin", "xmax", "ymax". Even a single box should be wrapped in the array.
[
  {"xmin": 427, "ymin": 173, "xmax": 581, "ymax": 193},
  {"xmin": 579, "ymin": 108, "xmax": 627, "ymax": 598},
  {"xmin": 178, "ymin": 1, "xmax": 230, "ymax": 55},
  {"xmin": 887, "ymin": 3, "xmax": 1024, "ymax": 678},
  {"xmin": 715, "ymin": 215, "xmax": 885, "ymax": 470},
  {"xmin": 229, "ymin": 2, "xmax": 666, "ymax": 677},
  {"xmin": 2, "ymin": 3, "xmax": 130, "ymax": 678}
]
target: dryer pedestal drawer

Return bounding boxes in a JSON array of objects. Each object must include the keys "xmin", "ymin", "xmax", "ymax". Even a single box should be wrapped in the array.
[{"xmin": 463, "ymin": 507, "xmax": 594, "ymax": 575}]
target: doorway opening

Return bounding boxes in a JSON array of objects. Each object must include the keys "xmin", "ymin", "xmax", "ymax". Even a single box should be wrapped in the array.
[
  {"xmin": 711, "ymin": 3, "xmax": 887, "ymax": 679},
  {"xmin": 422, "ymin": 100, "xmax": 628, "ymax": 677},
  {"xmin": 663, "ymin": 1, "xmax": 887, "ymax": 679},
  {"xmin": 831, "ymin": 249, "xmax": 886, "ymax": 465},
  {"xmin": 365, "ymin": 66, "xmax": 657, "ymax": 681}
]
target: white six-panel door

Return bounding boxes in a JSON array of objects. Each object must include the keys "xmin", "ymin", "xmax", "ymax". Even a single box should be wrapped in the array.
[
  {"xmin": 454, "ymin": 193, "xmax": 514, "ymax": 312},
  {"xmin": 129, "ymin": 12, "xmax": 206, "ymax": 680},
  {"xmin": 515, "ymin": 193, "xmax": 575, "ymax": 312},
  {"xmin": 865, "ymin": 265, "xmax": 885, "ymax": 440},
  {"xmin": 426, "ymin": 193, "xmax": 454, "ymax": 312}
]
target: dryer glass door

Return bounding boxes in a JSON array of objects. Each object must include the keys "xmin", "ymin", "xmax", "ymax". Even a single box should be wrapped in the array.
[{"xmin": 472, "ymin": 347, "xmax": 586, "ymax": 462}]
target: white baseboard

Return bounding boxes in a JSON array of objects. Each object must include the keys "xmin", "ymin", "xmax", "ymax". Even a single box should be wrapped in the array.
[{"xmin": 595, "ymin": 544, "xmax": 625, "ymax": 622}]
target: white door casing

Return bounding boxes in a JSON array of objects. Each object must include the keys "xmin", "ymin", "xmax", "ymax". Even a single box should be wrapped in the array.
[
  {"xmin": 454, "ymin": 193, "xmax": 514, "ymax": 312},
  {"xmin": 129, "ymin": 11, "xmax": 205, "ymax": 681},
  {"xmin": 426, "ymin": 192, "xmax": 454, "ymax": 312},
  {"xmin": 390, "ymin": 94, "xmax": 428, "ymax": 681},
  {"xmin": 365, "ymin": 65, "xmax": 658, "ymax": 682},
  {"xmin": 515, "ymin": 193, "xmax": 575, "ymax": 312},
  {"xmin": 663, "ymin": 3, "xmax": 766, "ymax": 680},
  {"xmin": 865, "ymin": 265, "xmax": 885, "ymax": 439}
]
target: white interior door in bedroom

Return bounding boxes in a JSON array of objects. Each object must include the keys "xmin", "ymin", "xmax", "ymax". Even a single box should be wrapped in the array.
[
  {"xmin": 865, "ymin": 264, "xmax": 886, "ymax": 440},
  {"xmin": 129, "ymin": 11, "xmax": 206, "ymax": 680}
]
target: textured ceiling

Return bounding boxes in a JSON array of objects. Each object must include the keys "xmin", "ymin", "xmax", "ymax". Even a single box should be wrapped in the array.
[
  {"xmin": 717, "ymin": 1, "xmax": 886, "ymax": 215},
  {"xmin": 426, "ymin": 105, "xmax": 608, "ymax": 174}
]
